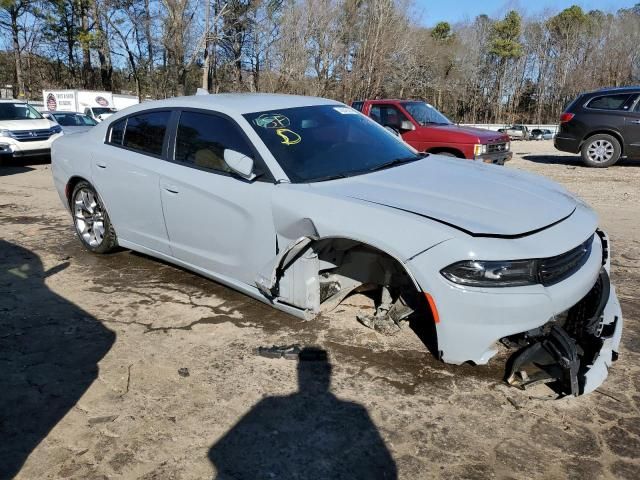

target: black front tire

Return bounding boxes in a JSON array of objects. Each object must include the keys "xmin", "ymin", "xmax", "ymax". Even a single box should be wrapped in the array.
[{"xmin": 71, "ymin": 181, "xmax": 118, "ymax": 254}]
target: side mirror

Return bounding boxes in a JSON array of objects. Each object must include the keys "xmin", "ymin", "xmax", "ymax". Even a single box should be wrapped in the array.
[
  {"xmin": 224, "ymin": 149, "xmax": 256, "ymax": 180},
  {"xmin": 400, "ymin": 120, "xmax": 415, "ymax": 131}
]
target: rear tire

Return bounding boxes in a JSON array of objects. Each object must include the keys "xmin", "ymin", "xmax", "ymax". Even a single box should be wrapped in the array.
[
  {"xmin": 71, "ymin": 181, "xmax": 117, "ymax": 253},
  {"xmin": 436, "ymin": 152, "xmax": 459, "ymax": 158},
  {"xmin": 581, "ymin": 134, "xmax": 621, "ymax": 167}
]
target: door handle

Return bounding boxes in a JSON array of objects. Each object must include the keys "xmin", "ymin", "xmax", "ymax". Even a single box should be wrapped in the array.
[
  {"xmin": 96, "ymin": 162, "xmax": 107, "ymax": 169},
  {"xmin": 164, "ymin": 185, "xmax": 179, "ymax": 194}
]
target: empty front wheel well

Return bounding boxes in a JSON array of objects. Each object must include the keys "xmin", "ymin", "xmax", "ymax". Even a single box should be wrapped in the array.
[{"xmin": 274, "ymin": 236, "xmax": 438, "ymax": 354}]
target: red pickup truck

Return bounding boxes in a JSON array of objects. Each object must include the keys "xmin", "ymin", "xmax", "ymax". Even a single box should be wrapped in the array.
[{"xmin": 352, "ymin": 99, "xmax": 512, "ymax": 165}]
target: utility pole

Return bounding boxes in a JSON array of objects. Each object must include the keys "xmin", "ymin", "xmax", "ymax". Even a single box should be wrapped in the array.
[{"xmin": 202, "ymin": 0, "xmax": 210, "ymax": 91}]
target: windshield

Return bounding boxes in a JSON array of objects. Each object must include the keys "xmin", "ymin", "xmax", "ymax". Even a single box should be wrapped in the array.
[
  {"xmin": 402, "ymin": 101, "xmax": 451, "ymax": 126},
  {"xmin": 0, "ymin": 103, "xmax": 43, "ymax": 121},
  {"xmin": 53, "ymin": 113, "xmax": 97, "ymax": 126},
  {"xmin": 243, "ymin": 105, "xmax": 422, "ymax": 183},
  {"xmin": 92, "ymin": 107, "xmax": 116, "ymax": 115}
]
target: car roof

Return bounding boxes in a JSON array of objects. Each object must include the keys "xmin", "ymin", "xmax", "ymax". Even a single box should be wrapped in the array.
[
  {"xmin": 354, "ymin": 99, "xmax": 422, "ymax": 104},
  {"xmin": 591, "ymin": 85, "xmax": 640, "ymax": 94},
  {"xmin": 119, "ymin": 93, "xmax": 343, "ymax": 116}
]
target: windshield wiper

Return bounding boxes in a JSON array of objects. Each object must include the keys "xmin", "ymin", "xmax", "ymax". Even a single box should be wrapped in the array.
[{"xmin": 369, "ymin": 153, "xmax": 428, "ymax": 172}]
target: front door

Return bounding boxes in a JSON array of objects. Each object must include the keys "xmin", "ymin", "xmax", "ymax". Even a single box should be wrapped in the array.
[
  {"xmin": 159, "ymin": 110, "xmax": 276, "ymax": 285},
  {"xmin": 623, "ymin": 97, "xmax": 640, "ymax": 158}
]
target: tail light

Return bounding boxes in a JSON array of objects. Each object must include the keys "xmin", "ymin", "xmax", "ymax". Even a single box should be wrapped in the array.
[{"xmin": 560, "ymin": 112, "xmax": 575, "ymax": 123}]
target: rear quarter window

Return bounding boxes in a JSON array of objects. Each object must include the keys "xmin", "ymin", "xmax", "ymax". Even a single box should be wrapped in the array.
[
  {"xmin": 108, "ymin": 119, "xmax": 126, "ymax": 145},
  {"xmin": 586, "ymin": 94, "xmax": 633, "ymax": 111}
]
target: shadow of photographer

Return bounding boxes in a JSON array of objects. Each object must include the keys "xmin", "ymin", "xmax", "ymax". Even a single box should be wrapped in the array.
[
  {"xmin": 0, "ymin": 240, "xmax": 115, "ymax": 478},
  {"xmin": 209, "ymin": 348, "xmax": 397, "ymax": 480}
]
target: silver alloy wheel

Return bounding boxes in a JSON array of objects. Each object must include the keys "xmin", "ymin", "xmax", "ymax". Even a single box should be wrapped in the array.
[
  {"xmin": 74, "ymin": 188, "xmax": 105, "ymax": 247},
  {"xmin": 587, "ymin": 139, "xmax": 615, "ymax": 163}
]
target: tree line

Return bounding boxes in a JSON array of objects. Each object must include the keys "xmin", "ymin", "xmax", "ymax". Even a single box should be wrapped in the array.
[{"xmin": 1, "ymin": 0, "xmax": 639, "ymax": 124}]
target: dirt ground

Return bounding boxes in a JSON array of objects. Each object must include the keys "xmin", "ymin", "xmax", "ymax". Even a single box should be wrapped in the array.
[{"xmin": 1, "ymin": 140, "xmax": 639, "ymax": 480}]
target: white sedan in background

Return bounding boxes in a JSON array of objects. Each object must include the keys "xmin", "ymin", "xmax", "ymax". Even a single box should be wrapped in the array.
[{"xmin": 51, "ymin": 94, "xmax": 622, "ymax": 397}]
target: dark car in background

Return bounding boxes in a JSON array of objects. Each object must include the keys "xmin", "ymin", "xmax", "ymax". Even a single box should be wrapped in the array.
[{"xmin": 554, "ymin": 86, "xmax": 640, "ymax": 167}]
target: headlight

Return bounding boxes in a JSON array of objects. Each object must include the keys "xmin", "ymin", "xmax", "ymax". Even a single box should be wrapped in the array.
[
  {"xmin": 504, "ymin": 142, "xmax": 510, "ymax": 151},
  {"xmin": 51, "ymin": 125, "xmax": 63, "ymax": 134},
  {"xmin": 0, "ymin": 129, "xmax": 13, "ymax": 138},
  {"xmin": 473, "ymin": 144, "xmax": 487, "ymax": 156},
  {"xmin": 441, "ymin": 259, "xmax": 538, "ymax": 287}
]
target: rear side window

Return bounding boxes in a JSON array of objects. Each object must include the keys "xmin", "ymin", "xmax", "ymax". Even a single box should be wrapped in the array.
[
  {"xmin": 174, "ymin": 111, "xmax": 253, "ymax": 173},
  {"xmin": 586, "ymin": 94, "xmax": 632, "ymax": 111},
  {"xmin": 122, "ymin": 111, "xmax": 170, "ymax": 156},
  {"xmin": 351, "ymin": 101, "xmax": 364, "ymax": 112},
  {"xmin": 109, "ymin": 119, "xmax": 126, "ymax": 145}
]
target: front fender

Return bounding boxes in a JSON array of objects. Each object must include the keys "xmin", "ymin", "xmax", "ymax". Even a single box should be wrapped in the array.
[{"xmin": 271, "ymin": 183, "xmax": 456, "ymax": 262}]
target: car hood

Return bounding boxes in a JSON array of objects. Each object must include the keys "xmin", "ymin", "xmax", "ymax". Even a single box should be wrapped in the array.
[
  {"xmin": 421, "ymin": 124, "xmax": 508, "ymax": 143},
  {"xmin": 0, "ymin": 119, "xmax": 55, "ymax": 130},
  {"xmin": 309, "ymin": 156, "xmax": 578, "ymax": 237}
]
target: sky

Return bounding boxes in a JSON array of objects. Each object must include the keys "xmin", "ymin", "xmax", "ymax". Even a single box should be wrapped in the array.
[{"xmin": 415, "ymin": 0, "xmax": 639, "ymax": 26}]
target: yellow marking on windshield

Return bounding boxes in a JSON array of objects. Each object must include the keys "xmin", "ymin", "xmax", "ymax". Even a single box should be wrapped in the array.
[{"xmin": 276, "ymin": 128, "xmax": 301, "ymax": 146}]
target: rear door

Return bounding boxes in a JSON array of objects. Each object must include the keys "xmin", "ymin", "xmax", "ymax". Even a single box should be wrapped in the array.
[
  {"xmin": 92, "ymin": 110, "xmax": 172, "ymax": 254},
  {"xmin": 159, "ymin": 109, "xmax": 276, "ymax": 285},
  {"xmin": 581, "ymin": 93, "xmax": 634, "ymax": 144}
]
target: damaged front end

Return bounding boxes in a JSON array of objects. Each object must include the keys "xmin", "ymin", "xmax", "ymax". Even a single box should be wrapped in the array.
[
  {"xmin": 255, "ymin": 235, "xmax": 423, "ymax": 332},
  {"xmin": 504, "ymin": 267, "xmax": 623, "ymax": 397}
]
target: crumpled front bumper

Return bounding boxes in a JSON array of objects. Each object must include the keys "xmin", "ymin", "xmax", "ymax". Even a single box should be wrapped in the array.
[
  {"xmin": 505, "ymin": 267, "xmax": 623, "ymax": 396},
  {"xmin": 409, "ymin": 228, "xmax": 623, "ymax": 396},
  {"xmin": 581, "ymin": 279, "xmax": 622, "ymax": 394}
]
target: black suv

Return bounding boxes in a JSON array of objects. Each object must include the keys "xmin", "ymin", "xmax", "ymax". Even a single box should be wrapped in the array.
[{"xmin": 554, "ymin": 86, "xmax": 640, "ymax": 167}]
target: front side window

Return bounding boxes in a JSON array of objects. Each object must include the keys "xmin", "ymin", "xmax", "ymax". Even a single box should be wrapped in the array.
[
  {"xmin": 0, "ymin": 103, "xmax": 43, "ymax": 120},
  {"xmin": 369, "ymin": 104, "xmax": 409, "ymax": 130},
  {"xmin": 586, "ymin": 94, "xmax": 632, "ymax": 110},
  {"xmin": 402, "ymin": 101, "xmax": 451, "ymax": 126},
  {"xmin": 122, "ymin": 111, "xmax": 170, "ymax": 156},
  {"xmin": 174, "ymin": 111, "xmax": 253, "ymax": 173},
  {"xmin": 244, "ymin": 105, "xmax": 422, "ymax": 183}
]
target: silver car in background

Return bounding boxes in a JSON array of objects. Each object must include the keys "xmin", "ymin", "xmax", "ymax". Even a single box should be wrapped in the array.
[
  {"xmin": 42, "ymin": 111, "xmax": 97, "ymax": 134},
  {"xmin": 51, "ymin": 94, "xmax": 623, "ymax": 397}
]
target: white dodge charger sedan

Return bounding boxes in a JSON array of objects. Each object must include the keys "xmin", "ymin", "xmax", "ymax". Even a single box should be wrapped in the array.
[{"xmin": 51, "ymin": 94, "xmax": 622, "ymax": 396}]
